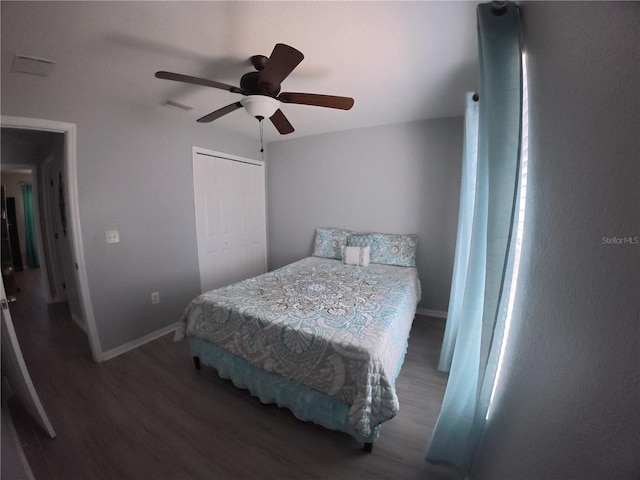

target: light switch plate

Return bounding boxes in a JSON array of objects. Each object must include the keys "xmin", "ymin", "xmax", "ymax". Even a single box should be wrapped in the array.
[{"xmin": 105, "ymin": 230, "xmax": 120, "ymax": 244}]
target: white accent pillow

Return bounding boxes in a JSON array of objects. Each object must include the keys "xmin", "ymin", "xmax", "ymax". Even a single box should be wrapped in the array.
[{"xmin": 341, "ymin": 246, "xmax": 370, "ymax": 267}]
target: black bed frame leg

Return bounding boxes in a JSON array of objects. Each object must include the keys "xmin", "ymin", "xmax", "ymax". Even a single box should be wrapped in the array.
[
  {"xmin": 363, "ymin": 442, "xmax": 373, "ymax": 453},
  {"xmin": 193, "ymin": 356, "xmax": 201, "ymax": 370}
]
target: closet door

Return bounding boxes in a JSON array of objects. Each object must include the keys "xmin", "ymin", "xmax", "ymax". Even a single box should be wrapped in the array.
[{"xmin": 193, "ymin": 148, "xmax": 266, "ymax": 293}]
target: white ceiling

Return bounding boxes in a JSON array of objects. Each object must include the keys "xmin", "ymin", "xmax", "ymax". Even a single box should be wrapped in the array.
[{"xmin": 1, "ymin": 1, "xmax": 479, "ymax": 142}]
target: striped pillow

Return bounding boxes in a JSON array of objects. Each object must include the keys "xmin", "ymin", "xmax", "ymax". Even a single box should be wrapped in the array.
[{"xmin": 341, "ymin": 246, "xmax": 370, "ymax": 267}]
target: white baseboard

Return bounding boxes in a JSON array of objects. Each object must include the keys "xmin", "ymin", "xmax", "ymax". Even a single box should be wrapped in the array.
[
  {"xmin": 101, "ymin": 322, "xmax": 181, "ymax": 361},
  {"xmin": 100, "ymin": 310, "xmax": 440, "ymax": 362},
  {"xmin": 416, "ymin": 308, "xmax": 448, "ymax": 319},
  {"xmin": 71, "ymin": 312, "xmax": 87, "ymax": 333}
]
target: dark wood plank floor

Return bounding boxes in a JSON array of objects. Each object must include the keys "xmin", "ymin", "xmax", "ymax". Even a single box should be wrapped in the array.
[{"xmin": 7, "ymin": 267, "xmax": 451, "ymax": 480}]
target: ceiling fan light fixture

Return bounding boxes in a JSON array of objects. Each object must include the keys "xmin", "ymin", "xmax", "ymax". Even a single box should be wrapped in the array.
[
  {"xmin": 156, "ymin": 43, "xmax": 351, "ymax": 136},
  {"xmin": 241, "ymin": 95, "xmax": 280, "ymax": 120}
]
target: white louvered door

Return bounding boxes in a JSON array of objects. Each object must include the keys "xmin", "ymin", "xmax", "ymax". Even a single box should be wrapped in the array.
[{"xmin": 193, "ymin": 148, "xmax": 267, "ymax": 293}]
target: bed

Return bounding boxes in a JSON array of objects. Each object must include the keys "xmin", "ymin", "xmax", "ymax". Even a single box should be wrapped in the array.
[{"xmin": 175, "ymin": 228, "xmax": 420, "ymax": 451}]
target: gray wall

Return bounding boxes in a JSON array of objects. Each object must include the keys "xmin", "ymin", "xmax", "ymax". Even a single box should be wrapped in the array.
[
  {"xmin": 1, "ymin": 72, "xmax": 261, "ymax": 352},
  {"xmin": 266, "ymin": 118, "xmax": 463, "ymax": 312},
  {"xmin": 472, "ymin": 2, "xmax": 640, "ymax": 479}
]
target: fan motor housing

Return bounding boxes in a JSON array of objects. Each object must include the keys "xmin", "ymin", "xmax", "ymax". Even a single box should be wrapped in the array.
[
  {"xmin": 240, "ymin": 71, "xmax": 280, "ymax": 97},
  {"xmin": 250, "ymin": 55, "xmax": 269, "ymax": 71}
]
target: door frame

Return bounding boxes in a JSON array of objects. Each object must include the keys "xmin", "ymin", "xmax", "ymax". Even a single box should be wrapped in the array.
[{"xmin": 1, "ymin": 115, "xmax": 103, "ymax": 362}]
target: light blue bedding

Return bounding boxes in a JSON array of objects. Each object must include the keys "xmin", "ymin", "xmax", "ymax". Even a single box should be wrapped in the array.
[
  {"xmin": 188, "ymin": 336, "xmax": 380, "ymax": 443},
  {"xmin": 176, "ymin": 256, "xmax": 421, "ymax": 437}
]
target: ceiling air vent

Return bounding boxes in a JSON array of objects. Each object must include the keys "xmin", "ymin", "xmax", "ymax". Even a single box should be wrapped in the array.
[
  {"xmin": 11, "ymin": 54, "xmax": 56, "ymax": 77},
  {"xmin": 160, "ymin": 100, "xmax": 194, "ymax": 112}
]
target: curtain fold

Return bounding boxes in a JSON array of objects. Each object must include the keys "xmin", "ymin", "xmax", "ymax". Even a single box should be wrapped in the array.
[
  {"xmin": 426, "ymin": 2, "xmax": 523, "ymax": 476},
  {"xmin": 438, "ymin": 93, "xmax": 479, "ymax": 372},
  {"xmin": 22, "ymin": 183, "xmax": 40, "ymax": 268}
]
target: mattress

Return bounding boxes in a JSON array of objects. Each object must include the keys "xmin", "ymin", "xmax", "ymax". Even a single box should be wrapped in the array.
[{"xmin": 176, "ymin": 256, "xmax": 421, "ymax": 437}]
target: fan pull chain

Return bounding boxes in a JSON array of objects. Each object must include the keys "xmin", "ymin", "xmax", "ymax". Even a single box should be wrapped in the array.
[{"xmin": 259, "ymin": 118, "xmax": 265, "ymax": 161}]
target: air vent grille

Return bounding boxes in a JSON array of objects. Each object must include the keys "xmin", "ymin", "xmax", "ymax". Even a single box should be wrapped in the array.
[
  {"xmin": 160, "ymin": 100, "xmax": 194, "ymax": 112},
  {"xmin": 11, "ymin": 54, "xmax": 56, "ymax": 77}
]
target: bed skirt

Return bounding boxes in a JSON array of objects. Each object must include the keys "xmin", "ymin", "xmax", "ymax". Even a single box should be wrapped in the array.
[{"xmin": 189, "ymin": 337, "xmax": 380, "ymax": 445}]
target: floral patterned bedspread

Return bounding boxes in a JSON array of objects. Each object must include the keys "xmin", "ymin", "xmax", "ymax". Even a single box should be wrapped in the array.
[{"xmin": 175, "ymin": 256, "xmax": 421, "ymax": 436}]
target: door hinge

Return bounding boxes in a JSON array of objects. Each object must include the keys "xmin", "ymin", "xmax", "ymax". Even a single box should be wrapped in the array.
[{"xmin": 1, "ymin": 299, "xmax": 8, "ymax": 310}]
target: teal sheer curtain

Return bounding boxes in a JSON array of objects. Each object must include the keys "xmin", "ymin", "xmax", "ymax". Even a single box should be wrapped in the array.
[
  {"xmin": 22, "ymin": 183, "xmax": 40, "ymax": 268},
  {"xmin": 438, "ymin": 92, "xmax": 479, "ymax": 372},
  {"xmin": 426, "ymin": 2, "xmax": 523, "ymax": 476}
]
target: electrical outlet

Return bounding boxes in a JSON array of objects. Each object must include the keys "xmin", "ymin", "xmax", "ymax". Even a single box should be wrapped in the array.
[
  {"xmin": 151, "ymin": 292, "xmax": 160, "ymax": 305},
  {"xmin": 105, "ymin": 230, "xmax": 120, "ymax": 244}
]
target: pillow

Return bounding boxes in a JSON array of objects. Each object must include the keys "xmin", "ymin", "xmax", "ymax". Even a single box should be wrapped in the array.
[
  {"xmin": 341, "ymin": 246, "xmax": 370, "ymax": 267},
  {"xmin": 347, "ymin": 234, "xmax": 373, "ymax": 248},
  {"xmin": 368, "ymin": 232, "xmax": 417, "ymax": 267},
  {"xmin": 312, "ymin": 227, "xmax": 354, "ymax": 259}
]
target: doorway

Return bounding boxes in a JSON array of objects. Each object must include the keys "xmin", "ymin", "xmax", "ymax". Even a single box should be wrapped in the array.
[
  {"xmin": 1, "ymin": 116, "xmax": 102, "ymax": 362},
  {"xmin": 1, "ymin": 133, "xmax": 67, "ymax": 306}
]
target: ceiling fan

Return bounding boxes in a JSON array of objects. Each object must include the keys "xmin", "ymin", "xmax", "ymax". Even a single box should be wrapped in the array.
[{"xmin": 155, "ymin": 43, "xmax": 354, "ymax": 135}]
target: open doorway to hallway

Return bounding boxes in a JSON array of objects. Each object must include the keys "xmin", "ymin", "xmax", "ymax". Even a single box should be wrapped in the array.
[
  {"xmin": 1, "ymin": 117, "xmax": 102, "ymax": 362},
  {"xmin": 1, "ymin": 127, "xmax": 84, "ymax": 328}
]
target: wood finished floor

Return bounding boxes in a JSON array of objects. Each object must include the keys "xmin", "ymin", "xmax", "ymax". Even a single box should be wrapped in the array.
[{"xmin": 7, "ymin": 267, "xmax": 451, "ymax": 480}]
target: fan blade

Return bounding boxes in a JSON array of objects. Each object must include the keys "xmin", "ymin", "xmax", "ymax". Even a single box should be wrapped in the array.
[
  {"xmin": 197, "ymin": 102, "xmax": 243, "ymax": 123},
  {"xmin": 258, "ymin": 44, "xmax": 304, "ymax": 91},
  {"xmin": 278, "ymin": 92, "xmax": 354, "ymax": 110},
  {"xmin": 270, "ymin": 109, "xmax": 295, "ymax": 135},
  {"xmin": 156, "ymin": 71, "xmax": 244, "ymax": 94}
]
